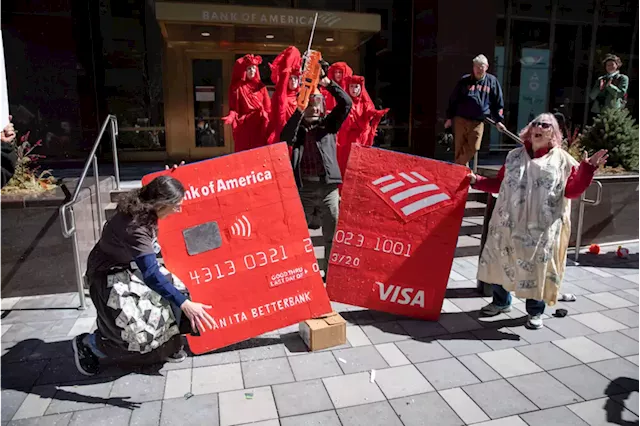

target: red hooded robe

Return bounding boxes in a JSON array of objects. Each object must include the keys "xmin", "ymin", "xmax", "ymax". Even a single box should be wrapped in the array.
[
  {"xmin": 337, "ymin": 75, "xmax": 389, "ymax": 177},
  {"xmin": 224, "ymin": 54, "xmax": 271, "ymax": 152},
  {"xmin": 266, "ymin": 46, "xmax": 301, "ymax": 146},
  {"xmin": 322, "ymin": 62, "xmax": 353, "ymax": 112}
]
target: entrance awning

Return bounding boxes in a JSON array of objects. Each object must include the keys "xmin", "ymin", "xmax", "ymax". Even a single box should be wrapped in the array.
[{"xmin": 156, "ymin": 2, "xmax": 381, "ymax": 53}]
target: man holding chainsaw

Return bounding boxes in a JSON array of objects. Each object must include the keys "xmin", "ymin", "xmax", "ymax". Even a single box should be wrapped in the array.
[{"xmin": 280, "ymin": 59, "xmax": 352, "ymax": 277}]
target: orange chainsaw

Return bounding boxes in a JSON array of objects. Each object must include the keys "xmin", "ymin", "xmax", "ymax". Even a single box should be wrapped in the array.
[{"xmin": 297, "ymin": 13, "xmax": 323, "ymax": 111}]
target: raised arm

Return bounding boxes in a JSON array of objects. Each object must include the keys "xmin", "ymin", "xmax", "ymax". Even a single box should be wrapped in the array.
[{"xmin": 323, "ymin": 81, "xmax": 352, "ymax": 134}]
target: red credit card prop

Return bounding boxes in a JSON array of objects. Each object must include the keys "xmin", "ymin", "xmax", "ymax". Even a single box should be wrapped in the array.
[
  {"xmin": 142, "ymin": 143, "xmax": 331, "ymax": 354},
  {"xmin": 326, "ymin": 145, "xmax": 469, "ymax": 320}
]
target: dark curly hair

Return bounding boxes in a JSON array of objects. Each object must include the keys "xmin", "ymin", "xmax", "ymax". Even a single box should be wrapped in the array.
[{"xmin": 117, "ymin": 175, "xmax": 185, "ymax": 231}]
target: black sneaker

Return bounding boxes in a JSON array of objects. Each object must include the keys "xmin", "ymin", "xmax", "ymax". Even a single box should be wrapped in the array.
[
  {"xmin": 72, "ymin": 333, "xmax": 99, "ymax": 376},
  {"xmin": 165, "ymin": 348, "xmax": 187, "ymax": 363}
]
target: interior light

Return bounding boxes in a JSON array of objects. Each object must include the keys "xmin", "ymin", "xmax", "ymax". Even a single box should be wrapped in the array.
[
  {"xmin": 326, "ymin": 37, "xmax": 334, "ymax": 42},
  {"xmin": 266, "ymin": 34, "xmax": 275, "ymax": 39},
  {"xmin": 201, "ymin": 31, "xmax": 211, "ymax": 37}
]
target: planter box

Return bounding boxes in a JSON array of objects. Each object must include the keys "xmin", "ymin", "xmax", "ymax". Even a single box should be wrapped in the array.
[
  {"xmin": 1, "ymin": 177, "xmax": 115, "ymax": 298},
  {"xmin": 569, "ymin": 174, "xmax": 639, "ymax": 246}
]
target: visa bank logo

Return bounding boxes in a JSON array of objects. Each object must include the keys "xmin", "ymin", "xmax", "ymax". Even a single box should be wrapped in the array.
[{"xmin": 376, "ymin": 281, "xmax": 425, "ymax": 308}]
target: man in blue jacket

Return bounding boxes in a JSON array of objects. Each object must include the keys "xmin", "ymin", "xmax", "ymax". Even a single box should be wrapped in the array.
[{"xmin": 445, "ymin": 54, "xmax": 506, "ymax": 166}]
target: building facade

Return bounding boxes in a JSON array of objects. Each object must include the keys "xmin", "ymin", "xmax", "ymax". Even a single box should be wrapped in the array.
[{"xmin": 1, "ymin": 0, "xmax": 637, "ymax": 163}]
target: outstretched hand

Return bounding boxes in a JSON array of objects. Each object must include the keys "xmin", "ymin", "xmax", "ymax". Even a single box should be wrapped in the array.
[
  {"xmin": 181, "ymin": 300, "xmax": 215, "ymax": 333},
  {"xmin": 467, "ymin": 172, "xmax": 477, "ymax": 185},
  {"xmin": 583, "ymin": 149, "xmax": 608, "ymax": 168}
]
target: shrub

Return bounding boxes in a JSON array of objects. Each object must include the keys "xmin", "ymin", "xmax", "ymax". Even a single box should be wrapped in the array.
[
  {"xmin": 1, "ymin": 131, "xmax": 57, "ymax": 194},
  {"xmin": 580, "ymin": 107, "xmax": 639, "ymax": 171}
]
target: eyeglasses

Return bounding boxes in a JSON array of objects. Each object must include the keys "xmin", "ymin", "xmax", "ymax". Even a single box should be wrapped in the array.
[{"xmin": 532, "ymin": 122, "xmax": 552, "ymax": 129}]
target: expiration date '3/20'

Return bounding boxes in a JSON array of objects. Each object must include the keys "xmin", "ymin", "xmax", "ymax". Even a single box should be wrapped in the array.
[
  {"xmin": 333, "ymin": 230, "xmax": 413, "ymax": 258},
  {"xmin": 188, "ymin": 238, "xmax": 317, "ymax": 285}
]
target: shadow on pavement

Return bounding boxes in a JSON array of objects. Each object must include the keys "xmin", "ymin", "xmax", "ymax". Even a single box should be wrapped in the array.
[{"xmin": 605, "ymin": 377, "xmax": 640, "ymax": 426}]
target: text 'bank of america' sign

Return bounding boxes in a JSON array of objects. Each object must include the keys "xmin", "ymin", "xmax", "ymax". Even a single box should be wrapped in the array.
[
  {"xmin": 142, "ymin": 143, "xmax": 331, "ymax": 354},
  {"xmin": 326, "ymin": 145, "xmax": 469, "ymax": 320}
]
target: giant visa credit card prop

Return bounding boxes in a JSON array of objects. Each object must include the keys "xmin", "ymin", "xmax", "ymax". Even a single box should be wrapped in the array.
[
  {"xmin": 326, "ymin": 145, "xmax": 469, "ymax": 320},
  {"xmin": 142, "ymin": 143, "xmax": 331, "ymax": 354}
]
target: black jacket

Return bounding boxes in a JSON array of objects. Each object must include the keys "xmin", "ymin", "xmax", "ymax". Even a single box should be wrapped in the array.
[
  {"xmin": 280, "ymin": 81, "xmax": 352, "ymax": 188},
  {"xmin": 1, "ymin": 142, "xmax": 17, "ymax": 188}
]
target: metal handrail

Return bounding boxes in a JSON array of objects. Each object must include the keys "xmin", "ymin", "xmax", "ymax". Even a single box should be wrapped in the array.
[
  {"xmin": 59, "ymin": 114, "xmax": 120, "ymax": 309},
  {"xmin": 474, "ymin": 118, "xmax": 522, "ymax": 174},
  {"xmin": 574, "ymin": 180, "xmax": 603, "ymax": 262}
]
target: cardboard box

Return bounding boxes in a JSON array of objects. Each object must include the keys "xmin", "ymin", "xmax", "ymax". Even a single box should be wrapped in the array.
[{"xmin": 299, "ymin": 312, "xmax": 347, "ymax": 351}]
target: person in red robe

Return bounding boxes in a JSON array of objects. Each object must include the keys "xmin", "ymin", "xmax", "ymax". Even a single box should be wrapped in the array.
[
  {"xmin": 322, "ymin": 62, "xmax": 353, "ymax": 112},
  {"xmin": 223, "ymin": 54, "xmax": 271, "ymax": 152},
  {"xmin": 337, "ymin": 75, "xmax": 389, "ymax": 177},
  {"xmin": 266, "ymin": 46, "xmax": 301, "ymax": 146}
]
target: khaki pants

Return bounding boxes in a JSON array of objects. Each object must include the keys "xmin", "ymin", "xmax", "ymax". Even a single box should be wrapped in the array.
[{"xmin": 453, "ymin": 117, "xmax": 484, "ymax": 166}]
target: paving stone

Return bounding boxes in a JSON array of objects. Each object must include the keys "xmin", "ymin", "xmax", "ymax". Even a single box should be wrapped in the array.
[
  {"xmin": 395, "ymin": 339, "xmax": 452, "ymax": 363},
  {"xmin": 374, "ymin": 343, "xmax": 410, "ymax": 367},
  {"xmin": 563, "ymin": 296, "xmax": 609, "ymax": 313},
  {"xmin": 416, "ymin": 358, "xmax": 480, "ymax": 390},
  {"xmin": 129, "ymin": 401, "xmax": 161, "ymax": 426},
  {"xmin": 2, "ymin": 390, "xmax": 29, "ymax": 423},
  {"xmin": 587, "ymin": 331, "xmax": 639, "ymax": 357},
  {"xmin": 192, "ymin": 350, "xmax": 241, "ymax": 367},
  {"xmin": 470, "ymin": 416, "xmax": 528, "ymax": 425},
  {"xmin": 336, "ymin": 401, "xmax": 403, "ymax": 426},
  {"xmin": 478, "ymin": 348, "xmax": 542, "ymax": 378},
  {"xmin": 288, "ymin": 352, "xmax": 342, "ymax": 381},
  {"xmin": 601, "ymin": 308, "xmax": 640, "ymax": 327},
  {"xmin": 515, "ymin": 342, "xmax": 581, "ymax": 370},
  {"xmin": 558, "ymin": 282, "xmax": 593, "ymax": 296},
  {"xmin": 237, "ymin": 421, "xmax": 279, "ymax": 426},
  {"xmin": 66, "ymin": 318, "xmax": 96, "ymax": 337},
  {"xmin": 108, "ymin": 372, "xmax": 166, "ymax": 403},
  {"xmin": 549, "ymin": 365, "xmax": 624, "ymax": 400},
  {"xmin": 12, "ymin": 386, "xmax": 56, "ymax": 420},
  {"xmin": 34, "ymin": 357, "xmax": 95, "ymax": 386},
  {"xmin": 626, "ymin": 355, "xmax": 639, "ymax": 365},
  {"xmin": 620, "ymin": 327, "xmax": 639, "ymax": 341},
  {"xmin": 374, "ymin": 365, "xmax": 434, "ymax": 399},
  {"xmin": 389, "ymin": 392, "xmax": 465, "ymax": 426},
  {"xmin": 564, "ymin": 267, "xmax": 601, "ymax": 282},
  {"xmin": 2, "ymin": 340, "xmax": 42, "ymax": 365},
  {"xmin": 568, "ymin": 398, "xmax": 639, "ymax": 425},
  {"xmin": 463, "ymin": 379, "xmax": 537, "ymax": 419},
  {"xmin": 456, "ymin": 354, "xmax": 501, "ymax": 382},
  {"xmin": 507, "ymin": 323, "xmax": 563, "ymax": 344},
  {"xmin": 588, "ymin": 358, "xmax": 640, "ymax": 386},
  {"xmin": 2, "ymin": 360, "xmax": 48, "ymax": 392},
  {"xmin": 600, "ymin": 276, "xmax": 639, "ymax": 290},
  {"xmin": 613, "ymin": 290, "xmax": 640, "ymax": 304},
  {"xmin": 279, "ymin": 410, "xmax": 341, "ymax": 426},
  {"xmin": 586, "ymin": 292, "xmax": 636, "ymax": 309},
  {"xmin": 8, "ymin": 413, "xmax": 73, "ymax": 426},
  {"xmin": 68, "ymin": 406, "xmax": 132, "ymax": 426},
  {"xmin": 27, "ymin": 339, "xmax": 74, "ymax": 362},
  {"xmin": 161, "ymin": 394, "xmax": 219, "ymax": 426},
  {"xmin": 323, "ymin": 372, "xmax": 386, "ymax": 408},
  {"xmin": 46, "ymin": 380, "xmax": 113, "ymax": 414},
  {"xmin": 360, "ymin": 322, "xmax": 410, "ymax": 344},
  {"xmin": 272, "ymin": 379, "xmax": 333, "ymax": 417},
  {"xmin": 544, "ymin": 317, "xmax": 598, "ymax": 338},
  {"xmin": 438, "ymin": 312, "xmax": 483, "ymax": 333},
  {"xmin": 519, "ymin": 406, "xmax": 589, "ymax": 426},
  {"xmin": 571, "ymin": 312, "xmax": 628, "ymax": 332},
  {"xmin": 2, "ymin": 323, "xmax": 53, "ymax": 342},
  {"xmin": 621, "ymin": 274, "xmax": 640, "ymax": 284},
  {"xmin": 333, "ymin": 346, "xmax": 388, "ymax": 374},
  {"xmin": 163, "ymin": 368, "xmax": 191, "ymax": 400},
  {"xmin": 346, "ymin": 326, "xmax": 373, "ymax": 347},
  {"xmin": 218, "ymin": 387, "xmax": 277, "ymax": 426},
  {"xmin": 450, "ymin": 297, "xmax": 490, "ymax": 312},
  {"xmin": 441, "ymin": 299, "xmax": 463, "ymax": 313},
  {"xmin": 613, "ymin": 390, "xmax": 640, "ymax": 416},
  {"xmin": 397, "ymin": 320, "xmax": 448, "ymax": 338},
  {"xmin": 439, "ymin": 387, "xmax": 489, "ymax": 424},
  {"xmin": 191, "ymin": 363, "xmax": 244, "ymax": 395},
  {"xmin": 242, "ymin": 357, "xmax": 294, "ymax": 388},
  {"xmin": 437, "ymin": 333, "xmax": 492, "ymax": 356},
  {"xmin": 1, "ymin": 297, "xmax": 22, "ymax": 310},
  {"xmin": 507, "ymin": 372, "xmax": 582, "ymax": 409},
  {"xmin": 238, "ymin": 344, "xmax": 286, "ymax": 362},
  {"xmin": 552, "ymin": 336, "xmax": 618, "ymax": 363},
  {"xmin": 471, "ymin": 327, "xmax": 527, "ymax": 350}
]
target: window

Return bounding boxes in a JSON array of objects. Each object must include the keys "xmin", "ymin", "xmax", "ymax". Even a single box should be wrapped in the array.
[{"xmin": 297, "ymin": 0, "xmax": 355, "ymax": 12}]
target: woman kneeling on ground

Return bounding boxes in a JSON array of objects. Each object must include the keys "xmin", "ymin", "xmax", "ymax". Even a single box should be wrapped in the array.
[
  {"xmin": 469, "ymin": 113, "xmax": 608, "ymax": 330},
  {"xmin": 72, "ymin": 175, "xmax": 214, "ymax": 376}
]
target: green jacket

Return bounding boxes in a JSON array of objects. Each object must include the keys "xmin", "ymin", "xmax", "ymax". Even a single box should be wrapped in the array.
[{"xmin": 590, "ymin": 72, "xmax": 629, "ymax": 113}]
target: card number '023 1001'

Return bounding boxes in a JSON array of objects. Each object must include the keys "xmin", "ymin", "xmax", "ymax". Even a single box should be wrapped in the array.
[{"xmin": 333, "ymin": 230, "xmax": 413, "ymax": 258}]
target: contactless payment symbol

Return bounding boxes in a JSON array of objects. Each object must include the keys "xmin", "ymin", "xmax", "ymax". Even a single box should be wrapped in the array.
[
  {"xmin": 368, "ymin": 171, "xmax": 452, "ymax": 222},
  {"xmin": 229, "ymin": 215, "xmax": 253, "ymax": 238}
]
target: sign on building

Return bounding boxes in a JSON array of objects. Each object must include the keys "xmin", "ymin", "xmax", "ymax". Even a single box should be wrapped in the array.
[{"xmin": 517, "ymin": 48, "xmax": 550, "ymax": 132}]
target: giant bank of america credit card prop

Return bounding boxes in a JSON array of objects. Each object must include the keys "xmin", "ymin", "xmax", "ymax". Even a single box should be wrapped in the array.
[
  {"xmin": 142, "ymin": 143, "xmax": 332, "ymax": 354},
  {"xmin": 326, "ymin": 145, "xmax": 469, "ymax": 320}
]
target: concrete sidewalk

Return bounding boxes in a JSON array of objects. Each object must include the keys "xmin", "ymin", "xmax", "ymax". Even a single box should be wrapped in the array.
[{"xmin": 1, "ymin": 245, "xmax": 638, "ymax": 426}]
